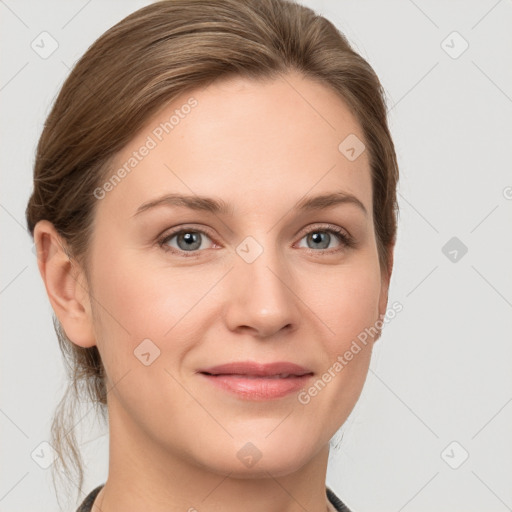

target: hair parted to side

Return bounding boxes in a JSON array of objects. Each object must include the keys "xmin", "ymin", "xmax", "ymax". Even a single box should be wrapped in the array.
[{"xmin": 26, "ymin": 0, "xmax": 399, "ymax": 505}]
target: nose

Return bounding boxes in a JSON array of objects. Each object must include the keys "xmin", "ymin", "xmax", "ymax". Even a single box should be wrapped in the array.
[{"xmin": 223, "ymin": 242, "xmax": 301, "ymax": 339}]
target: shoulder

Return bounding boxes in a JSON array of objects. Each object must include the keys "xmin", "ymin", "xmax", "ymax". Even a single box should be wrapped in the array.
[
  {"xmin": 76, "ymin": 484, "xmax": 104, "ymax": 512},
  {"xmin": 327, "ymin": 486, "xmax": 354, "ymax": 512},
  {"xmin": 77, "ymin": 484, "xmax": 351, "ymax": 512}
]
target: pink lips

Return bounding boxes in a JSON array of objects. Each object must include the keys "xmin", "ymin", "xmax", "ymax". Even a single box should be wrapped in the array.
[{"xmin": 197, "ymin": 361, "xmax": 314, "ymax": 400}]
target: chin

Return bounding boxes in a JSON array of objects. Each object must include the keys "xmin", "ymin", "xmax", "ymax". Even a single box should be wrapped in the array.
[{"xmin": 193, "ymin": 436, "xmax": 319, "ymax": 479}]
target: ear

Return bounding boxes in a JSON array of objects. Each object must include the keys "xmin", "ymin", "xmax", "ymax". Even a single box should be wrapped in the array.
[{"xmin": 33, "ymin": 220, "xmax": 96, "ymax": 348}]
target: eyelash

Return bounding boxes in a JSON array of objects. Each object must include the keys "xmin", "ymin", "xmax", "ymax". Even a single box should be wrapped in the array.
[{"xmin": 157, "ymin": 224, "xmax": 356, "ymax": 258}]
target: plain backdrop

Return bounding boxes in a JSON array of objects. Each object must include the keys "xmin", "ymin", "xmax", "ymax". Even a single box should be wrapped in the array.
[{"xmin": 1, "ymin": 1, "xmax": 511, "ymax": 511}]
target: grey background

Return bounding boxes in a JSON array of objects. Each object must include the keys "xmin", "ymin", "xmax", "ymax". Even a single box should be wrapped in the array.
[{"xmin": 1, "ymin": 1, "xmax": 511, "ymax": 511}]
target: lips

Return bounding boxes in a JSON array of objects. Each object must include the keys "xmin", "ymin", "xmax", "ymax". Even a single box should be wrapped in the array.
[
  {"xmin": 197, "ymin": 361, "xmax": 313, "ymax": 378},
  {"xmin": 197, "ymin": 361, "xmax": 314, "ymax": 400}
]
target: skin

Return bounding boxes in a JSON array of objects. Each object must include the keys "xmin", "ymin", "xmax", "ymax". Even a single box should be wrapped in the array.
[{"xmin": 35, "ymin": 69, "xmax": 393, "ymax": 512}]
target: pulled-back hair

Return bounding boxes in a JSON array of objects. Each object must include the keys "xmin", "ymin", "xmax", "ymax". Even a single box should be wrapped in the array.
[{"xmin": 25, "ymin": 0, "xmax": 399, "ymax": 505}]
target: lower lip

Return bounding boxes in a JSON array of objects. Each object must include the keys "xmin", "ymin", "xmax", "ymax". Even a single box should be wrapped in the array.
[{"xmin": 199, "ymin": 373, "xmax": 313, "ymax": 400}]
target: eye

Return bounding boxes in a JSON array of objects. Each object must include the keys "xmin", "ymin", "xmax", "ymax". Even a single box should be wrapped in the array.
[
  {"xmin": 296, "ymin": 224, "xmax": 355, "ymax": 253},
  {"xmin": 158, "ymin": 227, "xmax": 216, "ymax": 256},
  {"xmin": 157, "ymin": 223, "xmax": 355, "ymax": 258}
]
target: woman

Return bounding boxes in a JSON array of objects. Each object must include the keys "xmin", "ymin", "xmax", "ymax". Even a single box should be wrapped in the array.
[{"xmin": 26, "ymin": 0, "xmax": 399, "ymax": 510}]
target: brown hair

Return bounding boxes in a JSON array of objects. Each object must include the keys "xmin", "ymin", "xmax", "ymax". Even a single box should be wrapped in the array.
[{"xmin": 26, "ymin": 0, "xmax": 399, "ymax": 505}]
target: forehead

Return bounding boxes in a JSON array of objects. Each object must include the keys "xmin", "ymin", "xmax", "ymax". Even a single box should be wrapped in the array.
[{"xmin": 98, "ymin": 71, "xmax": 372, "ymax": 220}]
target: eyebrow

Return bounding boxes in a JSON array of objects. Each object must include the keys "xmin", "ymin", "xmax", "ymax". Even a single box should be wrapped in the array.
[{"xmin": 132, "ymin": 191, "xmax": 367, "ymax": 218}]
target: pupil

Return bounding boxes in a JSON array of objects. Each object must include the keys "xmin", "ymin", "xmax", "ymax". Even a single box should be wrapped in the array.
[
  {"xmin": 180, "ymin": 232, "xmax": 200, "ymax": 250},
  {"xmin": 310, "ymin": 232, "xmax": 329, "ymax": 249}
]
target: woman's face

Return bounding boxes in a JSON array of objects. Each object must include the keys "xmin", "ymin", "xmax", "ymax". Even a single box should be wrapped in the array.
[{"xmin": 84, "ymin": 70, "xmax": 391, "ymax": 476}]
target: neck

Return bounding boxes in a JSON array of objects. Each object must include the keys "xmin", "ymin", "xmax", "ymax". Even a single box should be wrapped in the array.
[{"xmin": 94, "ymin": 397, "xmax": 334, "ymax": 512}]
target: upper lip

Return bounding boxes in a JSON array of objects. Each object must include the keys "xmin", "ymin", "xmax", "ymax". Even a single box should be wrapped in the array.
[{"xmin": 197, "ymin": 361, "xmax": 313, "ymax": 377}]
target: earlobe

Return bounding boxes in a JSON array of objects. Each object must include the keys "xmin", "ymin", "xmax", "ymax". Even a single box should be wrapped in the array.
[{"xmin": 33, "ymin": 220, "xmax": 96, "ymax": 348}]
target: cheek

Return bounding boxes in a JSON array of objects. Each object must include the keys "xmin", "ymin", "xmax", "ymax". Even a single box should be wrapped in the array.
[
  {"xmin": 299, "ymin": 253, "xmax": 381, "ymax": 406},
  {"xmin": 306, "ymin": 254, "xmax": 382, "ymax": 352},
  {"xmin": 290, "ymin": 255, "xmax": 382, "ymax": 439},
  {"xmin": 88, "ymin": 247, "xmax": 220, "ymax": 365}
]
